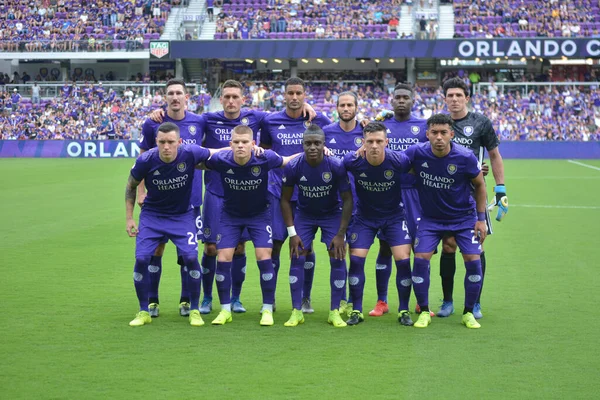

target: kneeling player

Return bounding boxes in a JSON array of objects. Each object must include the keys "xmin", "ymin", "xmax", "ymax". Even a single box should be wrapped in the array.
[
  {"xmin": 404, "ymin": 113, "xmax": 487, "ymax": 329},
  {"xmin": 281, "ymin": 125, "xmax": 353, "ymax": 328},
  {"xmin": 125, "ymin": 122, "xmax": 216, "ymax": 327},
  {"xmin": 203, "ymin": 125, "xmax": 299, "ymax": 326}
]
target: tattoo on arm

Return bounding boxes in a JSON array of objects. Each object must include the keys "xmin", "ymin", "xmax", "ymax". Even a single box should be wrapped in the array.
[{"xmin": 125, "ymin": 175, "xmax": 140, "ymax": 202}]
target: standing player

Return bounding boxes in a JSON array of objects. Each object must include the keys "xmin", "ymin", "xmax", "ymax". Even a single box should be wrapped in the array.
[
  {"xmin": 343, "ymin": 122, "xmax": 414, "ymax": 326},
  {"xmin": 150, "ymin": 80, "xmax": 317, "ymax": 315},
  {"xmin": 404, "ymin": 113, "xmax": 487, "ymax": 329},
  {"xmin": 125, "ymin": 122, "xmax": 215, "ymax": 327},
  {"xmin": 281, "ymin": 125, "xmax": 353, "ymax": 328},
  {"xmin": 437, "ymin": 77, "xmax": 508, "ymax": 319},
  {"xmin": 260, "ymin": 77, "xmax": 331, "ymax": 313},
  {"xmin": 204, "ymin": 125, "xmax": 299, "ymax": 326},
  {"xmin": 367, "ymin": 83, "xmax": 429, "ymax": 318},
  {"xmin": 323, "ymin": 91, "xmax": 364, "ymax": 315},
  {"xmin": 138, "ymin": 78, "xmax": 205, "ymax": 318}
]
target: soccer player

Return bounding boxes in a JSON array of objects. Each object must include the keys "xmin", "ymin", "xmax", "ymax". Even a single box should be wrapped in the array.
[
  {"xmin": 343, "ymin": 122, "xmax": 414, "ymax": 326},
  {"xmin": 438, "ymin": 77, "xmax": 508, "ymax": 319},
  {"xmin": 125, "ymin": 122, "xmax": 215, "ymax": 327},
  {"xmin": 260, "ymin": 77, "xmax": 331, "ymax": 313},
  {"xmin": 138, "ymin": 78, "xmax": 205, "ymax": 318},
  {"xmin": 367, "ymin": 83, "xmax": 429, "ymax": 318},
  {"xmin": 149, "ymin": 80, "xmax": 317, "ymax": 315},
  {"xmin": 403, "ymin": 113, "xmax": 487, "ymax": 329},
  {"xmin": 281, "ymin": 125, "xmax": 353, "ymax": 328},
  {"xmin": 203, "ymin": 125, "xmax": 299, "ymax": 326}
]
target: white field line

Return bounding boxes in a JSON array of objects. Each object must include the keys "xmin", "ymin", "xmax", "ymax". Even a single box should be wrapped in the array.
[{"xmin": 567, "ymin": 160, "xmax": 600, "ymax": 171}]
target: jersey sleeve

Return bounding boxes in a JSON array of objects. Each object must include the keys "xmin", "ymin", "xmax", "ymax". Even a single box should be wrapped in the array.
[
  {"xmin": 480, "ymin": 117, "xmax": 500, "ymax": 151},
  {"xmin": 333, "ymin": 160, "xmax": 351, "ymax": 193},
  {"xmin": 196, "ymin": 114, "xmax": 207, "ymax": 143},
  {"xmin": 266, "ymin": 149, "xmax": 284, "ymax": 169},
  {"xmin": 282, "ymin": 162, "xmax": 296, "ymax": 187},
  {"xmin": 130, "ymin": 152, "xmax": 151, "ymax": 181},
  {"xmin": 139, "ymin": 119, "xmax": 156, "ymax": 150},
  {"xmin": 190, "ymin": 145, "xmax": 212, "ymax": 164},
  {"xmin": 259, "ymin": 118, "xmax": 273, "ymax": 147},
  {"xmin": 204, "ymin": 151, "xmax": 224, "ymax": 171},
  {"xmin": 389, "ymin": 149, "xmax": 411, "ymax": 173},
  {"xmin": 403, "ymin": 144, "xmax": 417, "ymax": 164},
  {"xmin": 342, "ymin": 152, "xmax": 356, "ymax": 171},
  {"xmin": 315, "ymin": 114, "xmax": 332, "ymax": 128},
  {"xmin": 464, "ymin": 152, "xmax": 482, "ymax": 179}
]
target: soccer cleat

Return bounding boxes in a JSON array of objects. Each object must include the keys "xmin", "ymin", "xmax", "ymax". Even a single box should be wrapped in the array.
[
  {"xmin": 283, "ymin": 309, "xmax": 305, "ymax": 327},
  {"xmin": 473, "ymin": 303, "xmax": 483, "ymax": 319},
  {"xmin": 368, "ymin": 300, "xmax": 389, "ymax": 317},
  {"xmin": 260, "ymin": 309, "xmax": 274, "ymax": 326},
  {"xmin": 398, "ymin": 310, "xmax": 414, "ymax": 326},
  {"xmin": 189, "ymin": 310, "xmax": 205, "ymax": 327},
  {"xmin": 301, "ymin": 297, "xmax": 314, "ymax": 314},
  {"xmin": 148, "ymin": 303, "xmax": 160, "ymax": 318},
  {"xmin": 328, "ymin": 309, "xmax": 347, "ymax": 328},
  {"xmin": 346, "ymin": 310, "xmax": 364, "ymax": 326},
  {"xmin": 436, "ymin": 301, "xmax": 455, "ymax": 317},
  {"xmin": 199, "ymin": 297, "xmax": 212, "ymax": 314},
  {"xmin": 231, "ymin": 297, "xmax": 247, "ymax": 313},
  {"xmin": 414, "ymin": 311, "xmax": 432, "ymax": 328},
  {"xmin": 415, "ymin": 304, "xmax": 435, "ymax": 317},
  {"xmin": 179, "ymin": 302, "xmax": 191, "ymax": 317},
  {"xmin": 462, "ymin": 312, "xmax": 481, "ymax": 329},
  {"xmin": 260, "ymin": 301, "xmax": 277, "ymax": 314},
  {"xmin": 211, "ymin": 309, "xmax": 232, "ymax": 325},
  {"xmin": 339, "ymin": 301, "xmax": 353, "ymax": 318},
  {"xmin": 129, "ymin": 311, "xmax": 152, "ymax": 327}
]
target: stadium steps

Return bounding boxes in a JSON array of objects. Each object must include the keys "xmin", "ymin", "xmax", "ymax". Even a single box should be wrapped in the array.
[
  {"xmin": 398, "ymin": 5, "xmax": 414, "ymax": 37},
  {"xmin": 182, "ymin": 59, "xmax": 205, "ymax": 82},
  {"xmin": 416, "ymin": 58, "xmax": 437, "ymax": 75},
  {"xmin": 161, "ymin": 3, "xmax": 190, "ymax": 40},
  {"xmin": 438, "ymin": 4, "xmax": 455, "ymax": 39}
]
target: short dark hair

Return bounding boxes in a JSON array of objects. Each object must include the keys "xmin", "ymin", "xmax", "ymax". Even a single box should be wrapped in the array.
[
  {"xmin": 232, "ymin": 125, "xmax": 253, "ymax": 137},
  {"xmin": 165, "ymin": 78, "xmax": 188, "ymax": 93},
  {"xmin": 336, "ymin": 91, "xmax": 358, "ymax": 106},
  {"xmin": 222, "ymin": 79, "xmax": 244, "ymax": 92},
  {"xmin": 157, "ymin": 122, "xmax": 180, "ymax": 137},
  {"xmin": 285, "ymin": 77, "xmax": 305, "ymax": 91},
  {"xmin": 426, "ymin": 113, "xmax": 454, "ymax": 128},
  {"xmin": 363, "ymin": 121, "xmax": 387, "ymax": 138},
  {"xmin": 442, "ymin": 77, "xmax": 470, "ymax": 97},
  {"xmin": 303, "ymin": 124, "xmax": 325, "ymax": 138},
  {"xmin": 393, "ymin": 82, "xmax": 414, "ymax": 95}
]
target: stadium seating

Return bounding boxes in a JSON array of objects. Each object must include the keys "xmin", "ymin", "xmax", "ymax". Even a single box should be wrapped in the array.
[
  {"xmin": 213, "ymin": 0, "xmax": 406, "ymax": 40},
  {"xmin": 0, "ymin": 0, "xmax": 171, "ymax": 52},
  {"xmin": 453, "ymin": 0, "xmax": 600, "ymax": 38}
]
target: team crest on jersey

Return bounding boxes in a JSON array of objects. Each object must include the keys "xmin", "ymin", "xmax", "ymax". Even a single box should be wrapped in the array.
[
  {"xmin": 349, "ymin": 232, "xmax": 358, "ymax": 243},
  {"xmin": 177, "ymin": 162, "xmax": 186, "ymax": 172},
  {"xmin": 322, "ymin": 172, "xmax": 332, "ymax": 183},
  {"xmin": 251, "ymin": 166, "xmax": 261, "ymax": 177},
  {"xmin": 354, "ymin": 137, "xmax": 363, "ymax": 147},
  {"xmin": 241, "ymin": 117, "xmax": 249, "ymax": 126},
  {"xmin": 203, "ymin": 228, "xmax": 211, "ymax": 238},
  {"xmin": 447, "ymin": 164, "xmax": 457, "ymax": 175},
  {"xmin": 414, "ymin": 238, "xmax": 420, "ymax": 248},
  {"xmin": 411, "ymin": 126, "xmax": 420, "ymax": 135},
  {"xmin": 304, "ymin": 120, "xmax": 311, "ymax": 128},
  {"xmin": 216, "ymin": 234, "xmax": 222, "ymax": 244},
  {"xmin": 384, "ymin": 170, "xmax": 394, "ymax": 180},
  {"xmin": 188, "ymin": 125, "xmax": 197, "ymax": 135},
  {"xmin": 463, "ymin": 126, "xmax": 474, "ymax": 137}
]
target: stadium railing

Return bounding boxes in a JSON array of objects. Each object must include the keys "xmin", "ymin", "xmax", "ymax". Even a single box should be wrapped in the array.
[
  {"xmin": 475, "ymin": 81, "xmax": 600, "ymax": 95},
  {"xmin": 4, "ymin": 83, "xmax": 200, "ymax": 99}
]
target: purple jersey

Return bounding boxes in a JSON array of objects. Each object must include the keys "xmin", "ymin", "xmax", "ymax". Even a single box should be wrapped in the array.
[
  {"xmin": 205, "ymin": 150, "xmax": 283, "ymax": 217},
  {"xmin": 384, "ymin": 115, "xmax": 428, "ymax": 187},
  {"xmin": 130, "ymin": 144, "xmax": 211, "ymax": 215},
  {"xmin": 140, "ymin": 111, "xmax": 205, "ymax": 207},
  {"xmin": 343, "ymin": 148, "xmax": 410, "ymax": 219},
  {"xmin": 322, "ymin": 122, "xmax": 364, "ymax": 160},
  {"xmin": 202, "ymin": 109, "xmax": 267, "ymax": 197},
  {"xmin": 260, "ymin": 110, "xmax": 331, "ymax": 198},
  {"xmin": 283, "ymin": 154, "xmax": 350, "ymax": 217},
  {"xmin": 404, "ymin": 142, "xmax": 481, "ymax": 222}
]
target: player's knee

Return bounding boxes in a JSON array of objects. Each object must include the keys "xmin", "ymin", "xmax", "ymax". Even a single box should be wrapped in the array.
[
  {"xmin": 153, "ymin": 243, "xmax": 166, "ymax": 257},
  {"xmin": 204, "ymin": 243, "xmax": 218, "ymax": 257}
]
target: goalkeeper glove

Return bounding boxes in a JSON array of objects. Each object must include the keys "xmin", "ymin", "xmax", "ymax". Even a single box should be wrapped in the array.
[
  {"xmin": 375, "ymin": 109, "xmax": 394, "ymax": 121},
  {"xmin": 488, "ymin": 184, "xmax": 508, "ymax": 221}
]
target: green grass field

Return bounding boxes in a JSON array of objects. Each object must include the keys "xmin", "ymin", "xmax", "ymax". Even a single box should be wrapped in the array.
[{"xmin": 1, "ymin": 158, "xmax": 600, "ymax": 399}]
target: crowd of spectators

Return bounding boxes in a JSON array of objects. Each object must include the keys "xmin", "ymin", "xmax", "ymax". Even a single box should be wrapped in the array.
[
  {"xmin": 0, "ymin": 0, "xmax": 177, "ymax": 52},
  {"xmin": 214, "ymin": 0, "xmax": 409, "ymax": 40},
  {"xmin": 454, "ymin": 0, "xmax": 600, "ymax": 38},
  {"xmin": 2, "ymin": 70, "xmax": 600, "ymax": 141}
]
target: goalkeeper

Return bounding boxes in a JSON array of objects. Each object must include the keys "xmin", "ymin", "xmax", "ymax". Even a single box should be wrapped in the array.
[{"xmin": 435, "ymin": 78, "xmax": 508, "ymax": 320}]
